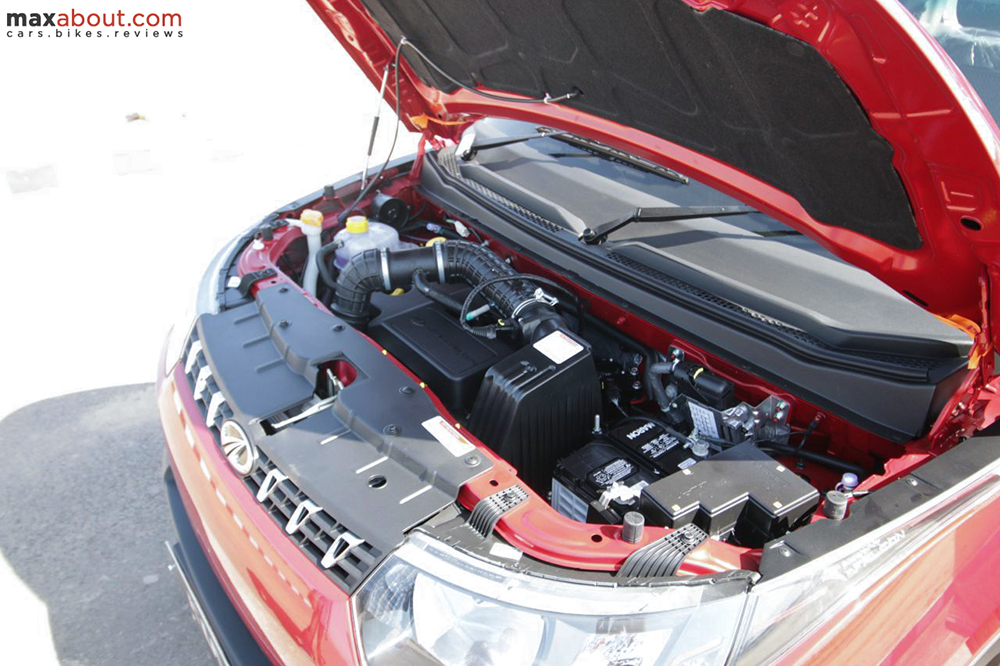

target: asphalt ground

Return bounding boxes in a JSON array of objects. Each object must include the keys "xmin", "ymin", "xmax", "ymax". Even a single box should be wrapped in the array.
[{"xmin": 0, "ymin": 384, "xmax": 213, "ymax": 665}]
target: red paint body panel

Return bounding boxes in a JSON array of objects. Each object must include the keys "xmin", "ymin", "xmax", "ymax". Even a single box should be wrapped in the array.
[
  {"xmin": 159, "ymin": 365, "xmax": 360, "ymax": 665},
  {"xmin": 305, "ymin": 0, "xmax": 1000, "ymax": 356}
]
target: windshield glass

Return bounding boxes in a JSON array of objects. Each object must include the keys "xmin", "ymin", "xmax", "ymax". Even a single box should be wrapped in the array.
[
  {"xmin": 902, "ymin": 0, "xmax": 1000, "ymax": 122},
  {"xmin": 459, "ymin": 119, "xmax": 970, "ymax": 359}
]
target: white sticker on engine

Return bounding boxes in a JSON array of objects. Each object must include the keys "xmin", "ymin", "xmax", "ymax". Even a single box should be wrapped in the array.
[
  {"xmin": 422, "ymin": 416, "xmax": 475, "ymax": 457},
  {"xmin": 687, "ymin": 401, "xmax": 721, "ymax": 439},
  {"xmin": 533, "ymin": 330, "xmax": 584, "ymax": 364}
]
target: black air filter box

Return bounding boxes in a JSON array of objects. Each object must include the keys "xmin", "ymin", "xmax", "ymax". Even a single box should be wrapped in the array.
[
  {"xmin": 368, "ymin": 289, "xmax": 518, "ymax": 414},
  {"xmin": 470, "ymin": 329, "xmax": 601, "ymax": 492}
]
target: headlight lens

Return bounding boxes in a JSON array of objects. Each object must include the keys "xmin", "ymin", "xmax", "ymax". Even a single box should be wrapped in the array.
[
  {"xmin": 354, "ymin": 532, "xmax": 752, "ymax": 666},
  {"xmin": 732, "ymin": 471, "xmax": 1000, "ymax": 664},
  {"xmin": 357, "ymin": 466, "xmax": 1000, "ymax": 666},
  {"xmin": 163, "ymin": 230, "xmax": 251, "ymax": 374}
]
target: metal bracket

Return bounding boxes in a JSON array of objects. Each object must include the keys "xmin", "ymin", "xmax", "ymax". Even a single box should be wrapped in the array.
[{"xmin": 511, "ymin": 288, "xmax": 559, "ymax": 318}]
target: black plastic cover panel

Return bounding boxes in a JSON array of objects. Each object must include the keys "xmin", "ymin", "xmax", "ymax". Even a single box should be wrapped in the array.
[
  {"xmin": 368, "ymin": 288, "xmax": 518, "ymax": 414},
  {"xmin": 361, "ymin": 0, "xmax": 919, "ymax": 249},
  {"xmin": 640, "ymin": 442, "xmax": 820, "ymax": 546},
  {"xmin": 196, "ymin": 286, "xmax": 492, "ymax": 582}
]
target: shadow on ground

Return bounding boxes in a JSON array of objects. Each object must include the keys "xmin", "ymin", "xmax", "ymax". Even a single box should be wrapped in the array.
[{"xmin": 0, "ymin": 384, "xmax": 213, "ymax": 665}]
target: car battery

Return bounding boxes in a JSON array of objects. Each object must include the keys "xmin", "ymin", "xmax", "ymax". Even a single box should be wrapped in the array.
[
  {"xmin": 551, "ymin": 439, "xmax": 660, "ymax": 524},
  {"xmin": 640, "ymin": 442, "xmax": 820, "ymax": 547},
  {"xmin": 608, "ymin": 419, "xmax": 699, "ymax": 476}
]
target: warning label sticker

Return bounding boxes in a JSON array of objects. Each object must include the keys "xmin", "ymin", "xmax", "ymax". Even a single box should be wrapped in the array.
[
  {"xmin": 687, "ymin": 401, "xmax": 721, "ymax": 439},
  {"xmin": 533, "ymin": 330, "xmax": 584, "ymax": 364},
  {"xmin": 589, "ymin": 458, "xmax": 635, "ymax": 487},
  {"xmin": 422, "ymin": 416, "xmax": 476, "ymax": 457}
]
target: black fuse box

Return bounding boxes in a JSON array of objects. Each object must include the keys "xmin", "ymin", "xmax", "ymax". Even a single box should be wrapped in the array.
[
  {"xmin": 552, "ymin": 440, "xmax": 658, "ymax": 524},
  {"xmin": 640, "ymin": 442, "xmax": 819, "ymax": 547}
]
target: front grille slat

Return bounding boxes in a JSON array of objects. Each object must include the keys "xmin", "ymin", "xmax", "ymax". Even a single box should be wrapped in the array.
[{"xmin": 181, "ymin": 330, "xmax": 380, "ymax": 592}]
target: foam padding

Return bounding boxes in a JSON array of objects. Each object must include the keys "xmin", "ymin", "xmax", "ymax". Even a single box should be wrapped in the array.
[{"xmin": 361, "ymin": 0, "xmax": 920, "ymax": 249}]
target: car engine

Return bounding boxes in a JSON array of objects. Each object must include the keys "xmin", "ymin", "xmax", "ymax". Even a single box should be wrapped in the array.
[{"xmin": 320, "ymin": 218, "xmax": 833, "ymax": 548}]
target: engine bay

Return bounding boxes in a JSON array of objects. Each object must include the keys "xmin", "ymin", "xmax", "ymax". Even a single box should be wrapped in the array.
[
  {"xmin": 363, "ymin": 262, "xmax": 830, "ymax": 548},
  {"xmin": 241, "ymin": 172, "xmax": 955, "ymax": 573}
]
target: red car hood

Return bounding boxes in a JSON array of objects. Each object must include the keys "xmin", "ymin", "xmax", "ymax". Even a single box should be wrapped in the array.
[{"xmin": 308, "ymin": 0, "xmax": 1000, "ymax": 361}]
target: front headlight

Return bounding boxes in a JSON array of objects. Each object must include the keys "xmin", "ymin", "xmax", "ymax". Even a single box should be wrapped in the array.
[
  {"xmin": 163, "ymin": 229, "xmax": 251, "ymax": 374},
  {"xmin": 354, "ymin": 532, "xmax": 752, "ymax": 665},
  {"xmin": 356, "ymin": 464, "xmax": 1000, "ymax": 666}
]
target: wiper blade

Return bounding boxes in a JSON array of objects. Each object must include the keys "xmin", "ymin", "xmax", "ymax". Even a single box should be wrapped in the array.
[
  {"xmin": 549, "ymin": 133, "xmax": 689, "ymax": 185},
  {"xmin": 581, "ymin": 205, "xmax": 757, "ymax": 244}
]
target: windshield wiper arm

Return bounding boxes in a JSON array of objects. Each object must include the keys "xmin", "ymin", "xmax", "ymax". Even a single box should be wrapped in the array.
[
  {"xmin": 581, "ymin": 205, "xmax": 757, "ymax": 244},
  {"xmin": 458, "ymin": 128, "xmax": 566, "ymax": 161},
  {"xmin": 458, "ymin": 128, "xmax": 689, "ymax": 185},
  {"xmin": 550, "ymin": 133, "xmax": 689, "ymax": 185}
]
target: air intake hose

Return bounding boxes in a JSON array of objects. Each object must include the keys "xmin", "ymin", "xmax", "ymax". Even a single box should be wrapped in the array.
[{"xmin": 331, "ymin": 241, "xmax": 565, "ymax": 341}]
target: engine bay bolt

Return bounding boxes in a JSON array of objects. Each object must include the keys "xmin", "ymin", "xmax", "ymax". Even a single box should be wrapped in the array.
[
  {"xmin": 383, "ymin": 424, "xmax": 401, "ymax": 436},
  {"xmin": 464, "ymin": 454, "xmax": 481, "ymax": 467},
  {"xmin": 332, "ymin": 324, "xmax": 344, "ymax": 332},
  {"xmin": 621, "ymin": 512, "xmax": 644, "ymax": 544},
  {"xmin": 823, "ymin": 490, "xmax": 849, "ymax": 520},
  {"xmin": 632, "ymin": 380, "xmax": 642, "ymax": 391},
  {"xmin": 399, "ymin": 386, "xmax": 414, "ymax": 395},
  {"xmin": 905, "ymin": 477, "xmax": 918, "ymax": 487},
  {"xmin": 836, "ymin": 472, "xmax": 859, "ymax": 493},
  {"xmin": 779, "ymin": 546, "xmax": 792, "ymax": 557},
  {"xmin": 278, "ymin": 320, "xmax": 290, "ymax": 329}
]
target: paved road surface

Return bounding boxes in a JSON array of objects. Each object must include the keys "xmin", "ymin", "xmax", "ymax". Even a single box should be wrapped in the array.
[{"xmin": 0, "ymin": 384, "xmax": 213, "ymax": 665}]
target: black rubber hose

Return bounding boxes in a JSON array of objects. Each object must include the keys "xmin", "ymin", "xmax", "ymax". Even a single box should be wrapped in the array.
[
  {"xmin": 317, "ymin": 242, "xmax": 339, "ymax": 291},
  {"xmin": 646, "ymin": 361, "xmax": 678, "ymax": 413},
  {"xmin": 412, "ymin": 270, "xmax": 463, "ymax": 315},
  {"xmin": 331, "ymin": 241, "xmax": 567, "ymax": 339},
  {"xmin": 756, "ymin": 443, "xmax": 867, "ymax": 477},
  {"xmin": 457, "ymin": 273, "xmax": 570, "ymax": 341}
]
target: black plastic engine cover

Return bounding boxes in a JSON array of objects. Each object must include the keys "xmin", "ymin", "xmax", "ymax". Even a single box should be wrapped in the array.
[
  {"xmin": 368, "ymin": 288, "xmax": 518, "ymax": 414},
  {"xmin": 470, "ymin": 329, "xmax": 601, "ymax": 492}
]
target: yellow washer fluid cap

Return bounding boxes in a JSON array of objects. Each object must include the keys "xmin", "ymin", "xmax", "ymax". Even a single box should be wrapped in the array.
[
  {"xmin": 300, "ymin": 209, "xmax": 324, "ymax": 227},
  {"xmin": 346, "ymin": 215, "xmax": 369, "ymax": 233}
]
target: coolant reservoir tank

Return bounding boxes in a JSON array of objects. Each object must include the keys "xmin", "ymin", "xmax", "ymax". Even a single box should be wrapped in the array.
[{"xmin": 333, "ymin": 215, "xmax": 407, "ymax": 269}]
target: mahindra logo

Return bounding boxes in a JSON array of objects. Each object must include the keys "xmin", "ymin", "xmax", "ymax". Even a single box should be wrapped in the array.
[{"xmin": 220, "ymin": 420, "xmax": 256, "ymax": 476}]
